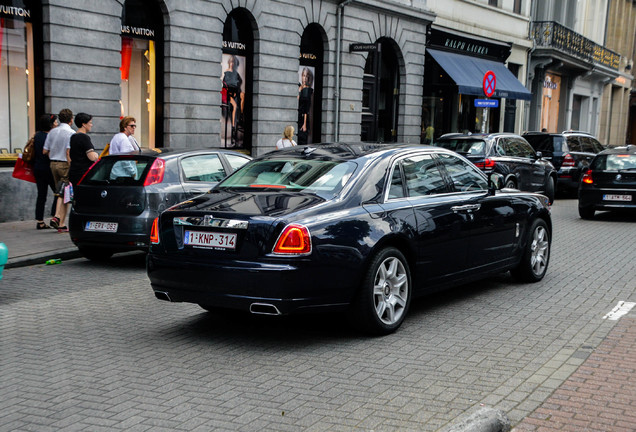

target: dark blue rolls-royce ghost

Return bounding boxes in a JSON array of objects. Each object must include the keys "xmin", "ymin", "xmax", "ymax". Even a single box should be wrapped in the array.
[{"xmin": 147, "ymin": 143, "xmax": 552, "ymax": 334}]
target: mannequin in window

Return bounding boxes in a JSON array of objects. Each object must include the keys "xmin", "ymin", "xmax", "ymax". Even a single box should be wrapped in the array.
[
  {"xmin": 222, "ymin": 55, "xmax": 244, "ymax": 142},
  {"xmin": 297, "ymin": 67, "xmax": 314, "ymax": 145}
]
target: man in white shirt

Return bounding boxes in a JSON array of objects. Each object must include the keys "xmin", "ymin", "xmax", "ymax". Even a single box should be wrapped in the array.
[
  {"xmin": 43, "ymin": 108, "xmax": 75, "ymax": 231},
  {"xmin": 109, "ymin": 116, "xmax": 140, "ymax": 179}
]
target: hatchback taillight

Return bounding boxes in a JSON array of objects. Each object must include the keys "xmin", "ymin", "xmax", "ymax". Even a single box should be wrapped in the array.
[
  {"xmin": 144, "ymin": 158, "xmax": 165, "ymax": 186},
  {"xmin": 474, "ymin": 158, "xmax": 496, "ymax": 170},
  {"xmin": 150, "ymin": 217, "xmax": 160, "ymax": 244},
  {"xmin": 562, "ymin": 153, "xmax": 575, "ymax": 167},
  {"xmin": 272, "ymin": 224, "xmax": 311, "ymax": 255},
  {"xmin": 581, "ymin": 169, "xmax": 593, "ymax": 184}
]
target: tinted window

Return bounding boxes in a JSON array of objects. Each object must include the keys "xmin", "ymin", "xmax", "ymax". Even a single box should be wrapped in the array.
[
  {"xmin": 591, "ymin": 154, "xmax": 636, "ymax": 171},
  {"xmin": 388, "ymin": 163, "xmax": 405, "ymax": 199},
  {"xmin": 83, "ymin": 156, "xmax": 151, "ymax": 185},
  {"xmin": 225, "ymin": 153, "xmax": 251, "ymax": 171},
  {"xmin": 438, "ymin": 153, "xmax": 488, "ymax": 192},
  {"xmin": 401, "ymin": 154, "xmax": 446, "ymax": 197},
  {"xmin": 554, "ymin": 135, "xmax": 566, "ymax": 153},
  {"xmin": 501, "ymin": 138, "xmax": 534, "ymax": 158},
  {"xmin": 181, "ymin": 154, "xmax": 226, "ymax": 182},
  {"xmin": 218, "ymin": 158, "xmax": 357, "ymax": 199},
  {"xmin": 524, "ymin": 135, "xmax": 556, "ymax": 154},
  {"xmin": 583, "ymin": 137, "xmax": 604, "ymax": 153},
  {"xmin": 436, "ymin": 139, "xmax": 486, "ymax": 156},
  {"xmin": 567, "ymin": 137, "xmax": 582, "ymax": 152}
]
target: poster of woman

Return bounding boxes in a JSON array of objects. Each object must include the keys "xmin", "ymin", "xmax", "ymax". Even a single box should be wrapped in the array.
[
  {"xmin": 221, "ymin": 53, "xmax": 247, "ymax": 148},
  {"xmin": 297, "ymin": 66, "xmax": 315, "ymax": 145}
]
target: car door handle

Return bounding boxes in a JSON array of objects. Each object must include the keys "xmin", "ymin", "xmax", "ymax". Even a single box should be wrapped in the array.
[{"xmin": 451, "ymin": 204, "xmax": 481, "ymax": 213}]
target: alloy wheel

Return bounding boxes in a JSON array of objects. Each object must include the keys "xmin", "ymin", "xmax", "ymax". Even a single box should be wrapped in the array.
[{"xmin": 373, "ymin": 256, "xmax": 409, "ymax": 325}]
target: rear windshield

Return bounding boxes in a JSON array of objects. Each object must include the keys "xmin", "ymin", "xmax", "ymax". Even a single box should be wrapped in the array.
[
  {"xmin": 524, "ymin": 135, "xmax": 565, "ymax": 153},
  {"xmin": 217, "ymin": 159, "xmax": 357, "ymax": 199},
  {"xmin": 82, "ymin": 156, "xmax": 151, "ymax": 185},
  {"xmin": 435, "ymin": 139, "xmax": 486, "ymax": 156},
  {"xmin": 591, "ymin": 154, "xmax": 636, "ymax": 171}
]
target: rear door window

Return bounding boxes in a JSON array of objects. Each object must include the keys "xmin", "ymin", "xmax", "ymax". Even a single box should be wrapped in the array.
[
  {"xmin": 438, "ymin": 153, "xmax": 488, "ymax": 192},
  {"xmin": 181, "ymin": 154, "xmax": 227, "ymax": 182},
  {"xmin": 401, "ymin": 155, "xmax": 447, "ymax": 197},
  {"xmin": 436, "ymin": 139, "xmax": 486, "ymax": 156},
  {"xmin": 225, "ymin": 153, "xmax": 251, "ymax": 172},
  {"xmin": 567, "ymin": 137, "xmax": 582, "ymax": 152}
]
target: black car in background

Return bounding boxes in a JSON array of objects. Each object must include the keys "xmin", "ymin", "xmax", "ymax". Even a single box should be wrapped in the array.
[
  {"xmin": 147, "ymin": 143, "xmax": 552, "ymax": 335},
  {"xmin": 69, "ymin": 149, "xmax": 251, "ymax": 260},
  {"xmin": 435, "ymin": 133, "xmax": 556, "ymax": 203},
  {"xmin": 523, "ymin": 131, "xmax": 605, "ymax": 194},
  {"xmin": 578, "ymin": 145, "xmax": 636, "ymax": 219}
]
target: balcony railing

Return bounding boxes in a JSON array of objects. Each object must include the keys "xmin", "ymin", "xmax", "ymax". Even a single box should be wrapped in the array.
[{"xmin": 532, "ymin": 21, "xmax": 620, "ymax": 71}]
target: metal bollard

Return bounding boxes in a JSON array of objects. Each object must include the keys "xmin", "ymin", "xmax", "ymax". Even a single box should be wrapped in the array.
[{"xmin": 0, "ymin": 242, "xmax": 8, "ymax": 280}]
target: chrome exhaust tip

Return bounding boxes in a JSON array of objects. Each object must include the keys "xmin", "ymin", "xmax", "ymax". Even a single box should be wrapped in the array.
[
  {"xmin": 249, "ymin": 303, "xmax": 281, "ymax": 316},
  {"xmin": 154, "ymin": 291, "xmax": 171, "ymax": 302}
]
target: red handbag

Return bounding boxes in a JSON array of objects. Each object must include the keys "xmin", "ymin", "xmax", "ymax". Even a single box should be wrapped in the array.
[{"xmin": 12, "ymin": 157, "xmax": 36, "ymax": 183}]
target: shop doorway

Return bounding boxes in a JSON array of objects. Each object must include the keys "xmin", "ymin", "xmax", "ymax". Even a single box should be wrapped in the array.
[{"xmin": 361, "ymin": 38, "xmax": 400, "ymax": 143}]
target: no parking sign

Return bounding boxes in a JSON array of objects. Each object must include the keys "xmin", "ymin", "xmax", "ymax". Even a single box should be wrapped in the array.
[{"xmin": 483, "ymin": 70, "xmax": 496, "ymax": 97}]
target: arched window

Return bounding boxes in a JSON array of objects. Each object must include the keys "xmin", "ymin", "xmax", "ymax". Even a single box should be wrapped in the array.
[
  {"xmin": 361, "ymin": 38, "xmax": 400, "ymax": 142},
  {"xmin": 0, "ymin": 0, "xmax": 41, "ymax": 153},
  {"xmin": 121, "ymin": 0, "xmax": 163, "ymax": 148},
  {"xmin": 298, "ymin": 23, "xmax": 324, "ymax": 145},
  {"xmin": 221, "ymin": 9, "xmax": 253, "ymax": 151}
]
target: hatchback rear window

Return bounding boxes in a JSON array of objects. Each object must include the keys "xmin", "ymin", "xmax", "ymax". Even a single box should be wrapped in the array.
[
  {"xmin": 82, "ymin": 156, "xmax": 151, "ymax": 185},
  {"xmin": 218, "ymin": 159, "xmax": 357, "ymax": 199},
  {"xmin": 591, "ymin": 154, "xmax": 636, "ymax": 171},
  {"xmin": 435, "ymin": 139, "xmax": 486, "ymax": 156}
]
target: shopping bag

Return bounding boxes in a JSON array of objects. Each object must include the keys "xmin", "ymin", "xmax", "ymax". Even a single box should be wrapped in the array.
[
  {"xmin": 99, "ymin": 143, "xmax": 110, "ymax": 158},
  {"xmin": 12, "ymin": 156, "xmax": 36, "ymax": 183},
  {"xmin": 63, "ymin": 182, "xmax": 74, "ymax": 204}
]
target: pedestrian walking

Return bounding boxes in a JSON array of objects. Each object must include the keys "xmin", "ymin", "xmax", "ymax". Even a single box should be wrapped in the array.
[
  {"xmin": 33, "ymin": 114, "xmax": 59, "ymax": 230},
  {"xmin": 43, "ymin": 108, "xmax": 75, "ymax": 232},
  {"xmin": 109, "ymin": 116, "xmax": 141, "ymax": 155},
  {"xmin": 68, "ymin": 113, "xmax": 99, "ymax": 186}
]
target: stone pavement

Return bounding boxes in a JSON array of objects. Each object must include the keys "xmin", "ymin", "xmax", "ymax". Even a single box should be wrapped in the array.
[
  {"xmin": 1, "ymin": 216, "xmax": 635, "ymax": 431},
  {"xmin": 0, "ymin": 220, "xmax": 81, "ymax": 269}
]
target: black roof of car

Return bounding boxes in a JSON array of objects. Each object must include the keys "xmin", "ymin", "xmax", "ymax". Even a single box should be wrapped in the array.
[{"xmin": 597, "ymin": 144, "xmax": 636, "ymax": 156}]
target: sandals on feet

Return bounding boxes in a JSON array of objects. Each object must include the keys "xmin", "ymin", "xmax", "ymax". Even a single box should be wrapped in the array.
[
  {"xmin": 57, "ymin": 226, "xmax": 69, "ymax": 233},
  {"xmin": 37, "ymin": 222, "xmax": 51, "ymax": 230},
  {"xmin": 50, "ymin": 217, "xmax": 60, "ymax": 229}
]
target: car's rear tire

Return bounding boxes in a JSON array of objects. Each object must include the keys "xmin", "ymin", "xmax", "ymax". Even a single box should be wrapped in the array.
[
  {"xmin": 78, "ymin": 246, "xmax": 113, "ymax": 261},
  {"xmin": 511, "ymin": 219, "xmax": 550, "ymax": 283},
  {"xmin": 351, "ymin": 248, "xmax": 411, "ymax": 335},
  {"xmin": 578, "ymin": 206, "xmax": 595, "ymax": 219},
  {"xmin": 545, "ymin": 177, "xmax": 555, "ymax": 204}
]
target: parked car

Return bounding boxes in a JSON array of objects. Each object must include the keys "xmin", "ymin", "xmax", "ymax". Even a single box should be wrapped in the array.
[
  {"xmin": 69, "ymin": 148, "xmax": 251, "ymax": 260},
  {"xmin": 147, "ymin": 143, "xmax": 552, "ymax": 335},
  {"xmin": 578, "ymin": 145, "xmax": 636, "ymax": 219},
  {"xmin": 434, "ymin": 133, "xmax": 556, "ymax": 203},
  {"xmin": 523, "ymin": 131, "xmax": 605, "ymax": 193}
]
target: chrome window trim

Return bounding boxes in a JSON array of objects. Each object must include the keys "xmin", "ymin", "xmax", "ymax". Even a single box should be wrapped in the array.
[{"xmin": 173, "ymin": 216, "xmax": 249, "ymax": 229}]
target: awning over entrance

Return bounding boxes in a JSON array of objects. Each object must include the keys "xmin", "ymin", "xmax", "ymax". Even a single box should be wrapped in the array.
[{"xmin": 427, "ymin": 49, "xmax": 532, "ymax": 101}]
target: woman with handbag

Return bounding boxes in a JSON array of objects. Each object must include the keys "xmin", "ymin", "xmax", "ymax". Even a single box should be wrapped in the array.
[{"xmin": 33, "ymin": 114, "xmax": 59, "ymax": 229}]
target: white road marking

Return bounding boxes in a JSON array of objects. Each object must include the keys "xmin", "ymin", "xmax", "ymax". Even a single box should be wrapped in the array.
[{"xmin": 602, "ymin": 301, "xmax": 636, "ymax": 321}]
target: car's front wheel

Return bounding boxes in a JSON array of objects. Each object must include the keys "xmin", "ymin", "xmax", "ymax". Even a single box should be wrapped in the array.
[
  {"xmin": 504, "ymin": 178, "xmax": 517, "ymax": 189},
  {"xmin": 545, "ymin": 176, "xmax": 555, "ymax": 204},
  {"xmin": 78, "ymin": 246, "xmax": 113, "ymax": 261},
  {"xmin": 351, "ymin": 248, "xmax": 411, "ymax": 335},
  {"xmin": 511, "ymin": 219, "xmax": 550, "ymax": 282}
]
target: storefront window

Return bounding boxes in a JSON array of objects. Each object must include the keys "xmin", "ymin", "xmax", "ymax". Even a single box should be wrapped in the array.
[
  {"xmin": 121, "ymin": 0, "xmax": 161, "ymax": 149},
  {"xmin": 0, "ymin": 2, "xmax": 34, "ymax": 153},
  {"xmin": 298, "ymin": 24, "xmax": 323, "ymax": 145},
  {"xmin": 221, "ymin": 10, "xmax": 253, "ymax": 151},
  {"xmin": 541, "ymin": 72, "xmax": 560, "ymax": 132}
]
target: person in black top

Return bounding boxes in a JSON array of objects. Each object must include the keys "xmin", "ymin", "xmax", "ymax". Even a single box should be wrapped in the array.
[
  {"xmin": 297, "ymin": 67, "xmax": 314, "ymax": 145},
  {"xmin": 33, "ymin": 114, "xmax": 59, "ymax": 229},
  {"xmin": 68, "ymin": 113, "xmax": 99, "ymax": 187}
]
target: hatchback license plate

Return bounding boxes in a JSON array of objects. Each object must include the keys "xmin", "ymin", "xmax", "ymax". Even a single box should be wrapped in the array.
[
  {"xmin": 603, "ymin": 194, "xmax": 632, "ymax": 202},
  {"xmin": 184, "ymin": 230, "xmax": 237, "ymax": 249},
  {"xmin": 85, "ymin": 221, "xmax": 118, "ymax": 232}
]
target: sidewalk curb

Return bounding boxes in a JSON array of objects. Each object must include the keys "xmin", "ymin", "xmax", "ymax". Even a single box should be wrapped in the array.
[
  {"xmin": 5, "ymin": 248, "xmax": 82, "ymax": 269},
  {"xmin": 439, "ymin": 407, "xmax": 511, "ymax": 432}
]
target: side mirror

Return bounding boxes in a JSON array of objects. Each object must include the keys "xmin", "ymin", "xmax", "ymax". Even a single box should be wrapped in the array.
[
  {"xmin": 536, "ymin": 151, "xmax": 543, "ymax": 159},
  {"xmin": 488, "ymin": 172, "xmax": 504, "ymax": 194}
]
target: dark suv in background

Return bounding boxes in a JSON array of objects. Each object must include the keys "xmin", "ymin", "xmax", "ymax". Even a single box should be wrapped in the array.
[
  {"xmin": 523, "ymin": 131, "xmax": 605, "ymax": 194},
  {"xmin": 435, "ymin": 133, "xmax": 556, "ymax": 203}
]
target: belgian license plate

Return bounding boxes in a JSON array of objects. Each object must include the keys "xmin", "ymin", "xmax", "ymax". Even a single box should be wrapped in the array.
[
  {"xmin": 184, "ymin": 230, "xmax": 237, "ymax": 250},
  {"xmin": 85, "ymin": 221, "xmax": 118, "ymax": 232},
  {"xmin": 603, "ymin": 194, "xmax": 632, "ymax": 202}
]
